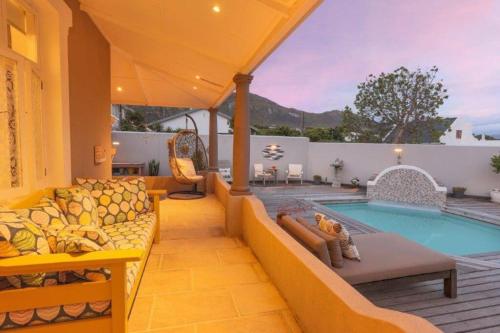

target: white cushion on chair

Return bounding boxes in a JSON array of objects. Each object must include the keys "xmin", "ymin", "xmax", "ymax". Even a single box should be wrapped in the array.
[
  {"xmin": 176, "ymin": 158, "xmax": 197, "ymax": 177},
  {"xmin": 288, "ymin": 164, "xmax": 303, "ymax": 177}
]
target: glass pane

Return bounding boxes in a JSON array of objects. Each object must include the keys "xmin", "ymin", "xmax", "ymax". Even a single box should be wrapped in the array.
[
  {"xmin": 31, "ymin": 71, "xmax": 44, "ymax": 180},
  {"xmin": 0, "ymin": 55, "xmax": 21, "ymax": 189},
  {"xmin": 6, "ymin": 0, "xmax": 37, "ymax": 63}
]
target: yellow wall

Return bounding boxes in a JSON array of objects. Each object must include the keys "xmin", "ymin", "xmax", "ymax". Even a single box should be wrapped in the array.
[
  {"xmin": 65, "ymin": 0, "xmax": 111, "ymax": 180},
  {"xmin": 213, "ymin": 175, "xmax": 440, "ymax": 333}
]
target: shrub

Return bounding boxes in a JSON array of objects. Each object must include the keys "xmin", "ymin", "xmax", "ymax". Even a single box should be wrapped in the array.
[{"xmin": 491, "ymin": 154, "xmax": 500, "ymax": 174}]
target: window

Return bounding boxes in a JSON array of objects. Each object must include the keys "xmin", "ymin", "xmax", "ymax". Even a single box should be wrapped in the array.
[
  {"xmin": 0, "ymin": 55, "xmax": 21, "ymax": 189},
  {"xmin": 6, "ymin": 0, "xmax": 37, "ymax": 62},
  {"xmin": 456, "ymin": 130, "xmax": 462, "ymax": 139},
  {"xmin": 0, "ymin": 0, "xmax": 45, "ymax": 195}
]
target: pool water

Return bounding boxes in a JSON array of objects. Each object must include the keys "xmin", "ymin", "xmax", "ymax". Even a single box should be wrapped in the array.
[{"xmin": 324, "ymin": 202, "xmax": 500, "ymax": 256}]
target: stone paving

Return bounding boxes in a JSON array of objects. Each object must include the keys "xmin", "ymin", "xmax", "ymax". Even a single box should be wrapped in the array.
[{"xmin": 128, "ymin": 195, "xmax": 301, "ymax": 333}]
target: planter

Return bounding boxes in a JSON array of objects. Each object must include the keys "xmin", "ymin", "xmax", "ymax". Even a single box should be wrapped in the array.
[
  {"xmin": 452, "ymin": 187, "xmax": 466, "ymax": 198},
  {"xmin": 491, "ymin": 190, "xmax": 500, "ymax": 203}
]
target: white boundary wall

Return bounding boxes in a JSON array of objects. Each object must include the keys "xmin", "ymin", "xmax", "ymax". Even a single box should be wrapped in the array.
[{"xmin": 112, "ymin": 131, "xmax": 500, "ymax": 196}]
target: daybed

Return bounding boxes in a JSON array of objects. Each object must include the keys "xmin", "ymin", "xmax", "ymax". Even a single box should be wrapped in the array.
[
  {"xmin": 0, "ymin": 181, "xmax": 165, "ymax": 333},
  {"xmin": 277, "ymin": 214, "xmax": 457, "ymax": 298}
]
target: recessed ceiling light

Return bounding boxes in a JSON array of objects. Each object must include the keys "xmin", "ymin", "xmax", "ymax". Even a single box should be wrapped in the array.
[
  {"xmin": 116, "ymin": 86, "xmax": 123, "ymax": 92},
  {"xmin": 195, "ymin": 75, "xmax": 201, "ymax": 80},
  {"xmin": 212, "ymin": 5, "xmax": 221, "ymax": 13},
  {"xmin": 193, "ymin": 86, "xmax": 198, "ymax": 90}
]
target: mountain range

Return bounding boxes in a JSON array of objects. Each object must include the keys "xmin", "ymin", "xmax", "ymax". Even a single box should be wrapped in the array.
[{"xmin": 123, "ymin": 93, "xmax": 343, "ymax": 129}]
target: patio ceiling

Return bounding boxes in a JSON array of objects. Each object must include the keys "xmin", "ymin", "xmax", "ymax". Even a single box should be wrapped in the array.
[{"xmin": 80, "ymin": 0, "xmax": 322, "ymax": 108}]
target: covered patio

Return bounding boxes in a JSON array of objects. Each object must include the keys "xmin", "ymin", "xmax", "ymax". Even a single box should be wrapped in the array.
[{"xmin": 0, "ymin": 1, "xmax": 442, "ymax": 332}]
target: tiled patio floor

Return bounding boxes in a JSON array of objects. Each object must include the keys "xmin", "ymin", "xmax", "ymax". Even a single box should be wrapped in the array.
[{"xmin": 128, "ymin": 195, "xmax": 301, "ymax": 333}]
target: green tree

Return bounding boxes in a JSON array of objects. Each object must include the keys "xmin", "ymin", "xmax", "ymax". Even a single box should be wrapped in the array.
[
  {"xmin": 352, "ymin": 66, "xmax": 448, "ymax": 143},
  {"xmin": 257, "ymin": 126, "xmax": 301, "ymax": 137},
  {"xmin": 340, "ymin": 106, "xmax": 384, "ymax": 143},
  {"xmin": 303, "ymin": 127, "xmax": 344, "ymax": 142},
  {"xmin": 149, "ymin": 123, "xmax": 164, "ymax": 132},
  {"xmin": 120, "ymin": 110, "xmax": 146, "ymax": 132}
]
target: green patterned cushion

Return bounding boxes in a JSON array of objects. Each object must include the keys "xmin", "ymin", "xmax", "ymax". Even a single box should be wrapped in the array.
[
  {"xmin": 0, "ymin": 300, "xmax": 111, "ymax": 329},
  {"xmin": 55, "ymin": 187, "xmax": 99, "ymax": 227},
  {"xmin": 16, "ymin": 198, "xmax": 69, "ymax": 233},
  {"xmin": 109, "ymin": 178, "xmax": 150, "ymax": 213},
  {"xmin": 46, "ymin": 225, "xmax": 115, "ymax": 282},
  {"xmin": 89, "ymin": 186, "xmax": 137, "ymax": 225},
  {"xmin": 45, "ymin": 225, "xmax": 115, "ymax": 253},
  {"xmin": 102, "ymin": 212, "xmax": 156, "ymax": 293},
  {"xmin": 0, "ymin": 211, "xmax": 50, "ymax": 288},
  {"xmin": 75, "ymin": 177, "xmax": 118, "ymax": 192}
]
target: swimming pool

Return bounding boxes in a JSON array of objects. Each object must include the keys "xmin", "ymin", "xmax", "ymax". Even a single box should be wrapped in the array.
[{"xmin": 324, "ymin": 202, "xmax": 500, "ymax": 256}]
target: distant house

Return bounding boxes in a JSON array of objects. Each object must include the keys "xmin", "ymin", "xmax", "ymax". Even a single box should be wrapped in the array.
[
  {"xmin": 147, "ymin": 109, "xmax": 232, "ymax": 135},
  {"xmin": 440, "ymin": 118, "xmax": 500, "ymax": 146}
]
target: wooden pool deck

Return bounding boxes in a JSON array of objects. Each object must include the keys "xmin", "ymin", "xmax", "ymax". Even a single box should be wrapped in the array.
[{"xmin": 252, "ymin": 184, "xmax": 500, "ymax": 333}]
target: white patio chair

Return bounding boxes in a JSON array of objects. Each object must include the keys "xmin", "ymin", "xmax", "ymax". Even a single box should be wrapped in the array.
[
  {"xmin": 254, "ymin": 163, "xmax": 273, "ymax": 185},
  {"xmin": 286, "ymin": 164, "xmax": 304, "ymax": 184},
  {"xmin": 219, "ymin": 167, "xmax": 232, "ymax": 183}
]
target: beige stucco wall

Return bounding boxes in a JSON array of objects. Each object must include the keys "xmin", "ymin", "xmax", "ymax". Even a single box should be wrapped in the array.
[
  {"xmin": 211, "ymin": 175, "xmax": 440, "ymax": 333},
  {"xmin": 65, "ymin": 0, "xmax": 111, "ymax": 180}
]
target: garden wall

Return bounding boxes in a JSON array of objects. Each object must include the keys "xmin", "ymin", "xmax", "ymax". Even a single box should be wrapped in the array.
[{"xmin": 112, "ymin": 131, "xmax": 500, "ymax": 196}]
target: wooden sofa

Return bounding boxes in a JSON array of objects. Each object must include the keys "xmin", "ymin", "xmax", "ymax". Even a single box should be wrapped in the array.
[
  {"xmin": 0, "ymin": 187, "xmax": 165, "ymax": 333},
  {"xmin": 277, "ymin": 214, "xmax": 457, "ymax": 298}
]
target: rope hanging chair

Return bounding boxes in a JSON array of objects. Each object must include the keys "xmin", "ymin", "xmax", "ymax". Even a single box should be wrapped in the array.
[{"xmin": 167, "ymin": 116, "xmax": 208, "ymax": 199}]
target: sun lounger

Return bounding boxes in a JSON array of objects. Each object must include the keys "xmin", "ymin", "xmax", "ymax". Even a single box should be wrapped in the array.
[{"xmin": 277, "ymin": 214, "xmax": 457, "ymax": 298}]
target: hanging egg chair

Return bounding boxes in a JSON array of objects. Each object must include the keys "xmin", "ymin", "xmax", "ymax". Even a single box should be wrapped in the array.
[{"xmin": 167, "ymin": 116, "xmax": 208, "ymax": 199}]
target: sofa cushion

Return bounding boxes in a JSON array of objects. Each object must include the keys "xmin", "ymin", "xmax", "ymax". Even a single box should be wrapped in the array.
[
  {"xmin": 277, "ymin": 215, "xmax": 332, "ymax": 268},
  {"xmin": 296, "ymin": 217, "xmax": 343, "ymax": 268},
  {"xmin": 16, "ymin": 198, "xmax": 68, "ymax": 233},
  {"xmin": 75, "ymin": 177, "xmax": 118, "ymax": 192},
  {"xmin": 0, "ymin": 210, "xmax": 157, "ymax": 330},
  {"xmin": 46, "ymin": 225, "xmax": 116, "ymax": 282},
  {"xmin": 102, "ymin": 212, "xmax": 156, "ymax": 294},
  {"xmin": 333, "ymin": 233, "xmax": 456, "ymax": 285},
  {"xmin": 0, "ymin": 300, "xmax": 111, "ymax": 330},
  {"xmin": 109, "ymin": 178, "xmax": 151, "ymax": 214},
  {"xmin": 55, "ymin": 188, "xmax": 99, "ymax": 227},
  {"xmin": 89, "ymin": 186, "xmax": 137, "ymax": 225},
  {"xmin": 0, "ymin": 210, "xmax": 50, "ymax": 288},
  {"xmin": 46, "ymin": 225, "xmax": 115, "ymax": 253}
]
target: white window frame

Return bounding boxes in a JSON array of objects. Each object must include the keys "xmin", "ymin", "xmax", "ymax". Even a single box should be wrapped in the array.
[{"xmin": 0, "ymin": 0, "xmax": 44, "ymax": 198}]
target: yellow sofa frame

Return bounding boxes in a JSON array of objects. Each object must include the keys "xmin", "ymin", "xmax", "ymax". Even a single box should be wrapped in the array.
[{"xmin": 0, "ymin": 188, "xmax": 165, "ymax": 333}]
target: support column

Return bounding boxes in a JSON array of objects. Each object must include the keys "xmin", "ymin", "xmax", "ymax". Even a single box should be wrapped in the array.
[
  {"xmin": 208, "ymin": 107, "xmax": 219, "ymax": 171},
  {"xmin": 230, "ymin": 73, "xmax": 253, "ymax": 195}
]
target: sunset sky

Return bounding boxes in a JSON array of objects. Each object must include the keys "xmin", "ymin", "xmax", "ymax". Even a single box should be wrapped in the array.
[{"xmin": 252, "ymin": 0, "xmax": 500, "ymax": 135}]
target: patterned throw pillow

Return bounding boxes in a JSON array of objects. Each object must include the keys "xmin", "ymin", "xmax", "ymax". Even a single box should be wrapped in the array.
[
  {"xmin": 316, "ymin": 213, "xmax": 361, "ymax": 261},
  {"xmin": 75, "ymin": 177, "xmax": 118, "ymax": 192},
  {"xmin": 89, "ymin": 186, "xmax": 136, "ymax": 225},
  {"xmin": 46, "ymin": 225, "xmax": 115, "ymax": 282},
  {"xmin": 46, "ymin": 225, "xmax": 115, "ymax": 253},
  {"xmin": 109, "ymin": 178, "xmax": 150, "ymax": 213},
  {"xmin": 0, "ymin": 211, "xmax": 50, "ymax": 288},
  {"xmin": 55, "ymin": 187, "xmax": 100, "ymax": 227},
  {"xmin": 16, "ymin": 198, "xmax": 69, "ymax": 233}
]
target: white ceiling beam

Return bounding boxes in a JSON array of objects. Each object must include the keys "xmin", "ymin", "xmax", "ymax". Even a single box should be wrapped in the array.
[
  {"xmin": 254, "ymin": 0, "xmax": 292, "ymax": 17},
  {"xmin": 80, "ymin": 3, "xmax": 240, "ymax": 70}
]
